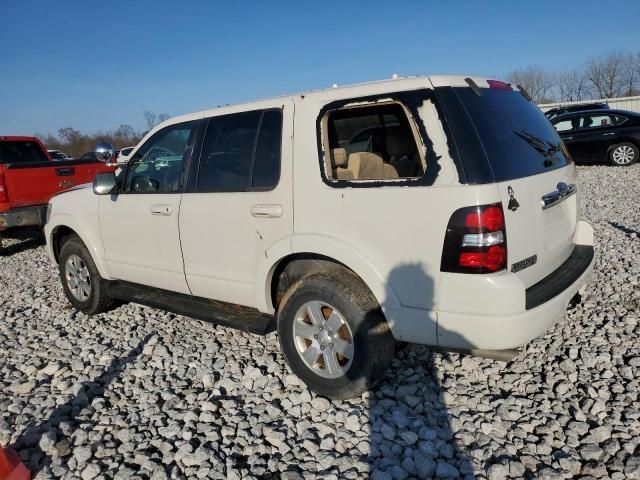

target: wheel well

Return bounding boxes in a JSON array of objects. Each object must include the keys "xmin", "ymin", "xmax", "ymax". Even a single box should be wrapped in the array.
[
  {"xmin": 51, "ymin": 226, "xmax": 78, "ymax": 263},
  {"xmin": 270, "ymin": 253, "xmax": 368, "ymax": 312}
]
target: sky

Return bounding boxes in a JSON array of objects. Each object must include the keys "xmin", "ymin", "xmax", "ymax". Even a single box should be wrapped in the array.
[{"xmin": 1, "ymin": 0, "xmax": 639, "ymax": 136}]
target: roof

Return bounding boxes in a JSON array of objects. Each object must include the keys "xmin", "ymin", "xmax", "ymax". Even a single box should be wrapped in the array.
[
  {"xmin": 161, "ymin": 74, "xmax": 507, "ymax": 127},
  {"xmin": 130, "ymin": 74, "xmax": 513, "ymax": 156},
  {"xmin": 552, "ymin": 108, "xmax": 640, "ymax": 121}
]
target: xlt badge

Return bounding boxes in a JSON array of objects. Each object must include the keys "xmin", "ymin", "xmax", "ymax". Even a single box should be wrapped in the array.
[{"xmin": 511, "ymin": 254, "xmax": 537, "ymax": 273}]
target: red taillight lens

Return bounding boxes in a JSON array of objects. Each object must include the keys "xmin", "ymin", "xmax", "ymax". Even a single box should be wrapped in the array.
[
  {"xmin": 487, "ymin": 79, "xmax": 513, "ymax": 90},
  {"xmin": 459, "ymin": 245, "xmax": 506, "ymax": 272},
  {"xmin": 441, "ymin": 203, "xmax": 507, "ymax": 274},
  {"xmin": 0, "ymin": 173, "xmax": 8, "ymax": 203},
  {"xmin": 464, "ymin": 206, "xmax": 504, "ymax": 231}
]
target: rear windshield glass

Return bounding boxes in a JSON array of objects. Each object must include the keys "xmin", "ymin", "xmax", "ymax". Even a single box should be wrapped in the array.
[
  {"xmin": 0, "ymin": 141, "xmax": 49, "ymax": 164},
  {"xmin": 451, "ymin": 87, "xmax": 569, "ymax": 182}
]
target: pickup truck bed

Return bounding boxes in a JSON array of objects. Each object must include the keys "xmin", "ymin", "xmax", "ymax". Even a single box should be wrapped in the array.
[{"xmin": 0, "ymin": 136, "xmax": 115, "ymax": 246}]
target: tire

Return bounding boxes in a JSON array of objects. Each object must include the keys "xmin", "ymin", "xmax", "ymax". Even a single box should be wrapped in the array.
[
  {"xmin": 609, "ymin": 142, "xmax": 638, "ymax": 166},
  {"xmin": 58, "ymin": 235, "xmax": 116, "ymax": 315},
  {"xmin": 277, "ymin": 271, "xmax": 395, "ymax": 400}
]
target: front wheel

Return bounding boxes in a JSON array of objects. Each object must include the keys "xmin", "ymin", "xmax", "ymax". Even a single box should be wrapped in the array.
[
  {"xmin": 58, "ymin": 236, "xmax": 116, "ymax": 314},
  {"xmin": 609, "ymin": 142, "xmax": 638, "ymax": 166},
  {"xmin": 277, "ymin": 271, "xmax": 395, "ymax": 400}
]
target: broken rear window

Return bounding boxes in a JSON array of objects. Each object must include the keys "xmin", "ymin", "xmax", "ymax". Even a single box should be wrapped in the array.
[{"xmin": 323, "ymin": 103, "xmax": 424, "ymax": 181}]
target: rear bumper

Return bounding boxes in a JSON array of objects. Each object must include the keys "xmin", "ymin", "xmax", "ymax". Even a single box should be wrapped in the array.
[
  {"xmin": 0, "ymin": 205, "xmax": 47, "ymax": 231},
  {"xmin": 435, "ymin": 220, "xmax": 595, "ymax": 350}
]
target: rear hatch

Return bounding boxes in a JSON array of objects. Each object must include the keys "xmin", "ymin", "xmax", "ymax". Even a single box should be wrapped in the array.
[{"xmin": 434, "ymin": 79, "xmax": 578, "ymax": 287}]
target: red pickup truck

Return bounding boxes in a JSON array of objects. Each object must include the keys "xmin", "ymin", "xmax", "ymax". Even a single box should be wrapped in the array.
[{"xmin": 0, "ymin": 136, "xmax": 115, "ymax": 249}]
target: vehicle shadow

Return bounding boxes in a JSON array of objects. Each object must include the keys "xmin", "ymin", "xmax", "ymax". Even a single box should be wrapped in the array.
[
  {"xmin": 0, "ymin": 228, "xmax": 45, "ymax": 257},
  {"xmin": 10, "ymin": 332, "xmax": 154, "ymax": 474},
  {"xmin": 349, "ymin": 262, "xmax": 476, "ymax": 479}
]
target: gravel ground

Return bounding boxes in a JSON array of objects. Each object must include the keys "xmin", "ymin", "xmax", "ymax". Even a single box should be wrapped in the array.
[{"xmin": 1, "ymin": 164, "xmax": 639, "ymax": 480}]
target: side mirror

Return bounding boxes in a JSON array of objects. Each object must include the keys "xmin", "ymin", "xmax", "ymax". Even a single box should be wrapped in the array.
[
  {"xmin": 93, "ymin": 171, "xmax": 117, "ymax": 195},
  {"xmin": 95, "ymin": 142, "xmax": 115, "ymax": 163}
]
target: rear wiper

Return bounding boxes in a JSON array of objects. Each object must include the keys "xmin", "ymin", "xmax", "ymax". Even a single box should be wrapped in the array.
[{"xmin": 514, "ymin": 129, "xmax": 561, "ymax": 163}]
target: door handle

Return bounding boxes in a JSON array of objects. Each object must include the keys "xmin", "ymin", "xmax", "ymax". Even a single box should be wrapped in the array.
[
  {"xmin": 55, "ymin": 167, "xmax": 75, "ymax": 176},
  {"xmin": 150, "ymin": 204, "xmax": 173, "ymax": 216},
  {"xmin": 250, "ymin": 204, "xmax": 283, "ymax": 218},
  {"xmin": 601, "ymin": 132, "xmax": 615, "ymax": 136}
]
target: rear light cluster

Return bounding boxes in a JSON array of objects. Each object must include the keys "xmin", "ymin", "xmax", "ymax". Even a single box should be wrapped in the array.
[
  {"xmin": 441, "ymin": 203, "xmax": 507, "ymax": 273},
  {"xmin": 0, "ymin": 173, "xmax": 8, "ymax": 203}
]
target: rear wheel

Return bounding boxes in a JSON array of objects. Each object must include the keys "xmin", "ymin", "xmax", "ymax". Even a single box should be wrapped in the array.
[
  {"xmin": 609, "ymin": 142, "xmax": 638, "ymax": 166},
  {"xmin": 277, "ymin": 271, "xmax": 395, "ymax": 400},
  {"xmin": 59, "ymin": 236, "xmax": 116, "ymax": 314}
]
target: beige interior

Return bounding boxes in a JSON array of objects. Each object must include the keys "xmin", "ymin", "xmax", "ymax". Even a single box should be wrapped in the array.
[
  {"xmin": 330, "ymin": 148, "xmax": 354, "ymax": 180},
  {"xmin": 347, "ymin": 152, "xmax": 398, "ymax": 180}
]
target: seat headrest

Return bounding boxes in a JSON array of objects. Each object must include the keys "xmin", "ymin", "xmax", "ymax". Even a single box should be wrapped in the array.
[
  {"xmin": 386, "ymin": 126, "xmax": 416, "ymax": 156},
  {"xmin": 331, "ymin": 148, "xmax": 348, "ymax": 167}
]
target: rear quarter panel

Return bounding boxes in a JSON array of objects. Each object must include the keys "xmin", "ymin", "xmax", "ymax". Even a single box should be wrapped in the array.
[{"xmin": 291, "ymin": 96, "xmax": 502, "ymax": 344}]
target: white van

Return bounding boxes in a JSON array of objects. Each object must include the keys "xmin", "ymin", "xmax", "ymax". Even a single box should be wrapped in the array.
[{"xmin": 45, "ymin": 76, "xmax": 594, "ymax": 399}]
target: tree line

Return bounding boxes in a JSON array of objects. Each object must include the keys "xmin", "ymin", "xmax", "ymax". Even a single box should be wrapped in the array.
[
  {"xmin": 36, "ymin": 110, "xmax": 169, "ymax": 158},
  {"xmin": 507, "ymin": 49, "xmax": 640, "ymax": 104}
]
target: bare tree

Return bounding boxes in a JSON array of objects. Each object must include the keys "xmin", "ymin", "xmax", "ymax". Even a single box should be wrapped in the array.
[
  {"xmin": 157, "ymin": 113, "xmax": 170, "ymax": 123},
  {"xmin": 114, "ymin": 124, "xmax": 137, "ymax": 144},
  {"xmin": 58, "ymin": 127, "xmax": 84, "ymax": 144},
  {"xmin": 143, "ymin": 111, "xmax": 157, "ymax": 130},
  {"xmin": 586, "ymin": 50, "xmax": 633, "ymax": 98},
  {"xmin": 507, "ymin": 65, "xmax": 555, "ymax": 103},
  {"xmin": 557, "ymin": 68, "xmax": 589, "ymax": 102}
]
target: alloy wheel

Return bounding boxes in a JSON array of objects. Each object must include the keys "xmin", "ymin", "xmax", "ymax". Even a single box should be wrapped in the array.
[
  {"xmin": 292, "ymin": 300, "xmax": 354, "ymax": 379},
  {"xmin": 612, "ymin": 145, "xmax": 635, "ymax": 165},
  {"xmin": 65, "ymin": 254, "xmax": 91, "ymax": 302}
]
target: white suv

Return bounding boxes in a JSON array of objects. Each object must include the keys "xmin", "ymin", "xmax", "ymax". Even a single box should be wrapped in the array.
[{"xmin": 45, "ymin": 76, "xmax": 594, "ymax": 399}]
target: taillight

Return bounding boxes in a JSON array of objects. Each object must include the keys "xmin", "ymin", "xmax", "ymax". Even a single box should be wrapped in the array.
[
  {"xmin": 0, "ymin": 173, "xmax": 8, "ymax": 203},
  {"xmin": 441, "ymin": 203, "xmax": 507, "ymax": 273}
]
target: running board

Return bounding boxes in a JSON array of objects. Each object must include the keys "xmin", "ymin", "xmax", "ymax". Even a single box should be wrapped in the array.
[{"xmin": 105, "ymin": 281, "xmax": 276, "ymax": 335}]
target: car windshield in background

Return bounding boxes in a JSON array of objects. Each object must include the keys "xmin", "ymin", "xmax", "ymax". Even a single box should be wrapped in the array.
[
  {"xmin": 0, "ymin": 141, "xmax": 49, "ymax": 164},
  {"xmin": 451, "ymin": 87, "xmax": 569, "ymax": 182}
]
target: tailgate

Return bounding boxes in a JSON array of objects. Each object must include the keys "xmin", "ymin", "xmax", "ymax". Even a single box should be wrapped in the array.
[
  {"xmin": 434, "ymin": 79, "xmax": 580, "ymax": 288},
  {"xmin": 498, "ymin": 166, "xmax": 578, "ymax": 288},
  {"xmin": 4, "ymin": 160, "xmax": 111, "ymax": 207}
]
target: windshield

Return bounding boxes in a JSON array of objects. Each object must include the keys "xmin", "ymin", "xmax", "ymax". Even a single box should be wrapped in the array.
[
  {"xmin": 0, "ymin": 141, "xmax": 50, "ymax": 164},
  {"xmin": 447, "ymin": 87, "xmax": 570, "ymax": 182}
]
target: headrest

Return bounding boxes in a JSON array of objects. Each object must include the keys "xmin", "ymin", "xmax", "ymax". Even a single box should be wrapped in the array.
[
  {"xmin": 386, "ymin": 126, "xmax": 416, "ymax": 156},
  {"xmin": 331, "ymin": 148, "xmax": 348, "ymax": 167}
]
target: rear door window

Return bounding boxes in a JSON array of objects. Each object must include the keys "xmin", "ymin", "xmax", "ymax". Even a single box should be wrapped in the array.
[
  {"xmin": 0, "ymin": 141, "xmax": 49, "ymax": 164},
  {"xmin": 579, "ymin": 114, "xmax": 616, "ymax": 129},
  {"xmin": 440, "ymin": 87, "xmax": 570, "ymax": 182},
  {"xmin": 197, "ymin": 109, "xmax": 282, "ymax": 192}
]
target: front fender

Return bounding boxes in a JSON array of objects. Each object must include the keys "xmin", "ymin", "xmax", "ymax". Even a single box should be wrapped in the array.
[
  {"xmin": 254, "ymin": 233, "xmax": 402, "ymax": 314},
  {"xmin": 45, "ymin": 213, "xmax": 112, "ymax": 279}
]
